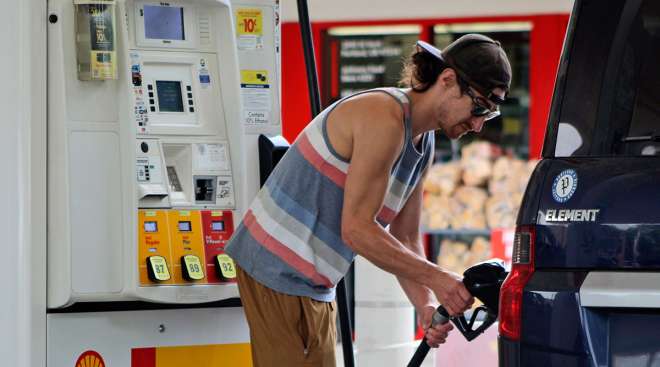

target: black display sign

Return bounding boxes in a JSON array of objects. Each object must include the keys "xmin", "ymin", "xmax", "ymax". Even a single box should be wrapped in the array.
[
  {"xmin": 89, "ymin": 4, "xmax": 114, "ymax": 52},
  {"xmin": 323, "ymin": 33, "xmax": 418, "ymax": 103}
]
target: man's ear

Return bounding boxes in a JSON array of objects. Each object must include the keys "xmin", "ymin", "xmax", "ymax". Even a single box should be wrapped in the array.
[{"xmin": 438, "ymin": 68, "xmax": 457, "ymax": 88}]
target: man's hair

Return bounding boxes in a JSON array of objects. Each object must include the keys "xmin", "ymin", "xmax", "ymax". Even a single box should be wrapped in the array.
[{"xmin": 398, "ymin": 47, "xmax": 447, "ymax": 92}]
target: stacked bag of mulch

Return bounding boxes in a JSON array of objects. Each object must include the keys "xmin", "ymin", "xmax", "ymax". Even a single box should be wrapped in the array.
[{"xmin": 422, "ymin": 141, "xmax": 538, "ymax": 231}]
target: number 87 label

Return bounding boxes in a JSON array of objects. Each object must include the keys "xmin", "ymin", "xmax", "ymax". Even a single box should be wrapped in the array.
[{"xmin": 147, "ymin": 256, "xmax": 171, "ymax": 282}]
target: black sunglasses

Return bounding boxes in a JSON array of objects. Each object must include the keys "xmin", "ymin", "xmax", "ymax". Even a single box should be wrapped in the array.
[{"xmin": 458, "ymin": 77, "xmax": 501, "ymax": 120}]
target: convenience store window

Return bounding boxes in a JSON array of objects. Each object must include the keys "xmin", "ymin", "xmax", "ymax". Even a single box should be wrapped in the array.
[
  {"xmin": 322, "ymin": 25, "xmax": 421, "ymax": 105},
  {"xmin": 432, "ymin": 22, "xmax": 532, "ymax": 161}
]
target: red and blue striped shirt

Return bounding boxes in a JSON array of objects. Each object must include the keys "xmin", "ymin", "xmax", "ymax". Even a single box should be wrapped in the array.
[{"xmin": 225, "ymin": 88, "xmax": 434, "ymax": 301}]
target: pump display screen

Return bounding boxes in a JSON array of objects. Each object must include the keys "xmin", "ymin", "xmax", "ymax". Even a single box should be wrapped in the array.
[
  {"xmin": 156, "ymin": 81, "xmax": 184, "ymax": 112},
  {"xmin": 212, "ymin": 221, "xmax": 225, "ymax": 232},
  {"xmin": 144, "ymin": 5, "xmax": 185, "ymax": 40},
  {"xmin": 144, "ymin": 221, "xmax": 158, "ymax": 232},
  {"xmin": 178, "ymin": 221, "xmax": 192, "ymax": 232}
]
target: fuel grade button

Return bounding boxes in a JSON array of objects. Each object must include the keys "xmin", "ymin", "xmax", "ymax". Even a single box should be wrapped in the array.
[
  {"xmin": 182, "ymin": 254, "xmax": 205, "ymax": 281},
  {"xmin": 147, "ymin": 256, "xmax": 171, "ymax": 282},
  {"xmin": 216, "ymin": 254, "xmax": 237, "ymax": 279}
]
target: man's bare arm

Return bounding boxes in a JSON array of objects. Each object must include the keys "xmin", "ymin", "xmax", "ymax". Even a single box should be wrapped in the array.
[
  {"xmin": 389, "ymin": 172, "xmax": 436, "ymax": 311},
  {"xmin": 338, "ymin": 95, "xmax": 471, "ymax": 316}
]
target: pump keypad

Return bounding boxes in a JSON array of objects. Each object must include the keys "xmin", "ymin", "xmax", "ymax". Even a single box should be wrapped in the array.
[{"xmin": 186, "ymin": 84, "xmax": 195, "ymax": 112}]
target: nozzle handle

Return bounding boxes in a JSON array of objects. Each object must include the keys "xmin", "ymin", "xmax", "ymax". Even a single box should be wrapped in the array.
[
  {"xmin": 431, "ymin": 306, "xmax": 450, "ymax": 326},
  {"xmin": 407, "ymin": 306, "xmax": 450, "ymax": 367}
]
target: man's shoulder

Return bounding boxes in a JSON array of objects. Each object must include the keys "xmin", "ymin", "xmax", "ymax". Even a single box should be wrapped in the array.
[{"xmin": 335, "ymin": 90, "xmax": 404, "ymax": 132}]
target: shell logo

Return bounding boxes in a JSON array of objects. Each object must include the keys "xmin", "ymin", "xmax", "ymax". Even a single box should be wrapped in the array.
[{"xmin": 75, "ymin": 350, "xmax": 106, "ymax": 367}]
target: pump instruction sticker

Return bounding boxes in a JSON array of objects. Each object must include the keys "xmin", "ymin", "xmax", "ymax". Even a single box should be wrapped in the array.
[
  {"xmin": 198, "ymin": 58, "xmax": 211, "ymax": 89},
  {"xmin": 216, "ymin": 176, "xmax": 235, "ymax": 208},
  {"xmin": 136, "ymin": 157, "xmax": 163, "ymax": 184},
  {"xmin": 240, "ymin": 70, "xmax": 271, "ymax": 125},
  {"xmin": 236, "ymin": 8, "xmax": 264, "ymax": 50},
  {"xmin": 193, "ymin": 143, "xmax": 230, "ymax": 171}
]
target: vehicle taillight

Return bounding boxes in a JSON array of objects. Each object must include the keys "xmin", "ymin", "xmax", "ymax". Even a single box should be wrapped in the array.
[{"xmin": 499, "ymin": 225, "xmax": 535, "ymax": 341}]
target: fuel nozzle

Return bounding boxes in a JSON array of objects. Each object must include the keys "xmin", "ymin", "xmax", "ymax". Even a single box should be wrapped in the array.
[
  {"xmin": 407, "ymin": 259, "xmax": 508, "ymax": 367},
  {"xmin": 453, "ymin": 258, "xmax": 508, "ymax": 341},
  {"xmin": 463, "ymin": 258, "xmax": 508, "ymax": 314}
]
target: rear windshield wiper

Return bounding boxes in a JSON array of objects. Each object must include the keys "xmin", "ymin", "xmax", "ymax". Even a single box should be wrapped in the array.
[{"xmin": 621, "ymin": 134, "xmax": 660, "ymax": 143}]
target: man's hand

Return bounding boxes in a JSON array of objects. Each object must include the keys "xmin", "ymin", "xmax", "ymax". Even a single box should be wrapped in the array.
[
  {"xmin": 418, "ymin": 304, "xmax": 453, "ymax": 348},
  {"xmin": 430, "ymin": 270, "xmax": 474, "ymax": 316}
]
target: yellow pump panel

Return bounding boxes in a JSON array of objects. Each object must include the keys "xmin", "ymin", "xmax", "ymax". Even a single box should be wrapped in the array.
[
  {"xmin": 167, "ymin": 210, "xmax": 207, "ymax": 284},
  {"xmin": 138, "ymin": 210, "xmax": 175, "ymax": 286}
]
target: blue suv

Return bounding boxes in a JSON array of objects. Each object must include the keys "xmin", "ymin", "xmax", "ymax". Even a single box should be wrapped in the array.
[{"xmin": 498, "ymin": 0, "xmax": 660, "ymax": 366}]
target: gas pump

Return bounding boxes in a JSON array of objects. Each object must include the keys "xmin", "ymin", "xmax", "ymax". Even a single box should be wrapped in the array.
[{"xmin": 45, "ymin": 0, "xmax": 281, "ymax": 365}]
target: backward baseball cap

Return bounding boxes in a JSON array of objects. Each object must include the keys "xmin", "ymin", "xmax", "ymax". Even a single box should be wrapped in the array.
[{"xmin": 418, "ymin": 34, "xmax": 512, "ymax": 104}]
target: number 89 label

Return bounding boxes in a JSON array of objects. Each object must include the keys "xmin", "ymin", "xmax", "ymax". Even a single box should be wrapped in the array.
[{"xmin": 183, "ymin": 255, "xmax": 205, "ymax": 280}]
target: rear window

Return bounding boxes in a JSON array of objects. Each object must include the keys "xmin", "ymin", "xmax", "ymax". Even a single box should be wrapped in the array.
[{"xmin": 549, "ymin": 0, "xmax": 660, "ymax": 157}]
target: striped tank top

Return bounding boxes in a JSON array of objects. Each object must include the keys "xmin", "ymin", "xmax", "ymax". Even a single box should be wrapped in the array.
[{"xmin": 225, "ymin": 88, "xmax": 434, "ymax": 301}]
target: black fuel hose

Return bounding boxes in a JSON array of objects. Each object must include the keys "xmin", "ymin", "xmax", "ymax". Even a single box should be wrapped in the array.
[{"xmin": 407, "ymin": 306, "xmax": 450, "ymax": 367}]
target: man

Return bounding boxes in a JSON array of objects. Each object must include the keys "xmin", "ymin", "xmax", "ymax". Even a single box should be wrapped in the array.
[{"xmin": 225, "ymin": 33, "xmax": 512, "ymax": 366}]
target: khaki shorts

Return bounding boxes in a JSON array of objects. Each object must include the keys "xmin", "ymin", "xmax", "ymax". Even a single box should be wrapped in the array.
[{"xmin": 236, "ymin": 266, "xmax": 337, "ymax": 367}]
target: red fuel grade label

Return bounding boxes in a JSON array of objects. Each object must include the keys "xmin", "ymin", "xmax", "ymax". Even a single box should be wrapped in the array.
[{"xmin": 201, "ymin": 210, "xmax": 235, "ymax": 283}]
